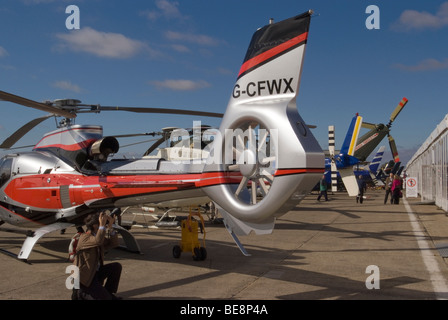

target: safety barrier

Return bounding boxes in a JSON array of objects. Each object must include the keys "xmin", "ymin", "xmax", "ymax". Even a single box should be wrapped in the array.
[{"xmin": 406, "ymin": 114, "xmax": 448, "ymax": 212}]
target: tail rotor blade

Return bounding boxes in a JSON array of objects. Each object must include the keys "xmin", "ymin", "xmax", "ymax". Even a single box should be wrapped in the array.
[
  {"xmin": 388, "ymin": 135, "xmax": 400, "ymax": 163},
  {"xmin": 390, "ymin": 97, "xmax": 408, "ymax": 123}
]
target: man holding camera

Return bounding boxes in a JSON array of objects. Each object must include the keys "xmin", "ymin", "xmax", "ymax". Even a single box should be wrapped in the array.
[{"xmin": 73, "ymin": 211, "xmax": 122, "ymax": 300}]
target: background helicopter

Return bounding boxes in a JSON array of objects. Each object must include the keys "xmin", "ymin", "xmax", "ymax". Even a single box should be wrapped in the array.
[
  {"xmin": 0, "ymin": 10, "xmax": 324, "ymax": 260},
  {"xmin": 354, "ymin": 97, "xmax": 408, "ymax": 163},
  {"xmin": 324, "ymin": 96, "xmax": 408, "ymax": 195}
]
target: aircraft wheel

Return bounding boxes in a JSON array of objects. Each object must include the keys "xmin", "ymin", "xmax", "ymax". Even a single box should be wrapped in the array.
[
  {"xmin": 172, "ymin": 245, "xmax": 181, "ymax": 258},
  {"xmin": 193, "ymin": 247, "xmax": 202, "ymax": 261}
]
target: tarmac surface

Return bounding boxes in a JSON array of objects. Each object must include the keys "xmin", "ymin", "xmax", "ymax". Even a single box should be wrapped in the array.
[{"xmin": 2, "ymin": 189, "xmax": 448, "ymax": 302}]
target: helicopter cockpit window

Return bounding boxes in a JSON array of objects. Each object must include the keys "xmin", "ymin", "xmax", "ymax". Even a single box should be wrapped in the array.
[{"xmin": 0, "ymin": 157, "xmax": 13, "ymax": 188}]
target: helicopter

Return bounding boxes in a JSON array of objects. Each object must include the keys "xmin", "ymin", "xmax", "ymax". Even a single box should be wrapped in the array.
[
  {"xmin": 324, "ymin": 95, "xmax": 408, "ymax": 195},
  {"xmin": 0, "ymin": 10, "xmax": 324, "ymax": 260},
  {"xmin": 354, "ymin": 97, "xmax": 408, "ymax": 163}
]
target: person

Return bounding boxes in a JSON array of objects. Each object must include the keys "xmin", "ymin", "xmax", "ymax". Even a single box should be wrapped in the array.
[
  {"xmin": 356, "ymin": 175, "xmax": 366, "ymax": 204},
  {"xmin": 391, "ymin": 175, "xmax": 402, "ymax": 204},
  {"xmin": 384, "ymin": 172, "xmax": 394, "ymax": 204},
  {"xmin": 317, "ymin": 175, "xmax": 328, "ymax": 201},
  {"xmin": 73, "ymin": 211, "xmax": 122, "ymax": 300}
]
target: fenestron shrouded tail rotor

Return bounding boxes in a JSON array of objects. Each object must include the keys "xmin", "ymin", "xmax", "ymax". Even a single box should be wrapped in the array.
[{"xmin": 202, "ymin": 11, "xmax": 324, "ymax": 246}]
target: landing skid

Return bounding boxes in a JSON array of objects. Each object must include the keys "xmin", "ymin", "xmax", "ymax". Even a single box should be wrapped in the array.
[
  {"xmin": 217, "ymin": 205, "xmax": 276, "ymax": 257},
  {"xmin": 18, "ymin": 222, "xmax": 75, "ymax": 261},
  {"xmin": 0, "ymin": 248, "xmax": 31, "ymax": 264},
  {"xmin": 225, "ymin": 227, "xmax": 251, "ymax": 257},
  {"xmin": 6, "ymin": 222, "xmax": 142, "ymax": 262},
  {"xmin": 216, "ymin": 207, "xmax": 251, "ymax": 257},
  {"xmin": 113, "ymin": 224, "xmax": 141, "ymax": 254}
]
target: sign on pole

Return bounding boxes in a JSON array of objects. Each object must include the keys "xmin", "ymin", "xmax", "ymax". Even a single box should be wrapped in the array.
[{"xmin": 405, "ymin": 177, "xmax": 418, "ymax": 198}]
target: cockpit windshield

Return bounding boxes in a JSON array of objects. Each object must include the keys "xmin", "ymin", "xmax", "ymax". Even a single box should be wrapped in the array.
[{"xmin": 0, "ymin": 157, "xmax": 12, "ymax": 188}]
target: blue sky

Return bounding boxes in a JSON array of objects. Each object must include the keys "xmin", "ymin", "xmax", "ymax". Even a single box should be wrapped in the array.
[{"xmin": 1, "ymin": 0, "xmax": 447, "ymax": 166}]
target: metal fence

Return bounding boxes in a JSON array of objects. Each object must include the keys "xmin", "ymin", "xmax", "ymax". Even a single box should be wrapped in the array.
[{"xmin": 406, "ymin": 114, "xmax": 448, "ymax": 212}]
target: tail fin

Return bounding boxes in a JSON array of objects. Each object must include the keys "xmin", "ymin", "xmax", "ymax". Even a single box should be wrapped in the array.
[
  {"xmin": 339, "ymin": 168, "xmax": 359, "ymax": 197},
  {"xmin": 228, "ymin": 11, "xmax": 313, "ymax": 107},
  {"xmin": 203, "ymin": 11, "xmax": 324, "ymax": 241},
  {"xmin": 340, "ymin": 114, "xmax": 363, "ymax": 156},
  {"xmin": 368, "ymin": 146, "xmax": 385, "ymax": 173},
  {"xmin": 334, "ymin": 114, "xmax": 362, "ymax": 196}
]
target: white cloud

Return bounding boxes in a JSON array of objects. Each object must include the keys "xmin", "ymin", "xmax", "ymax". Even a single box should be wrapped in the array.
[
  {"xmin": 170, "ymin": 44, "xmax": 191, "ymax": 53},
  {"xmin": 392, "ymin": 2, "xmax": 448, "ymax": 31},
  {"xmin": 165, "ymin": 31, "xmax": 221, "ymax": 46},
  {"xmin": 55, "ymin": 27, "xmax": 150, "ymax": 59},
  {"xmin": 393, "ymin": 58, "xmax": 448, "ymax": 71},
  {"xmin": 140, "ymin": 0, "xmax": 184, "ymax": 21},
  {"xmin": 52, "ymin": 80, "xmax": 82, "ymax": 93},
  {"xmin": 0, "ymin": 46, "xmax": 8, "ymax": 58},
  {"xmin": 149, "ymin": 79, "xmax": 211, "ymax": 91},
  {"xmin": 0, "ymin": 64, "xmax": 15, "ymax": 71},
  {"xmin": 21, "ymin": 0, "xmax": 63, "ymax": 4}
]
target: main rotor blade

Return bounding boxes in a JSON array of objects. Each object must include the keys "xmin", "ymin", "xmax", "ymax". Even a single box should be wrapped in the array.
[
  {"xmin": 390, "ymin": 97, "xmax": 408, "ymax": 123},
  {"xmin": 98, "ymin": 106, "xmax": 224, "ymax": 118},
  {"xmin": 113, "ymin": 131, "xmax": 160, "ymax": 138},
  {"xmin": 362, "ymin": 122, "xmax": 377, "ymax": 130},
  {"xmin": 0, "ymin": 114, "xmax": 53, "ymax": 149},
  {"xmin": 388, "ymin": 135, "xmax": 400, "ymax": 163},
  {"xmin": 0, "ymin": 90, "xmax": 76, "ymax": 119}
]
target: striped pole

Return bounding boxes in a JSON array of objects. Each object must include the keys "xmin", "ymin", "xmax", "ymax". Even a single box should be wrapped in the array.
[{"xmin": 328, "ymin": 125, "xmax": 338, "ymax": 192}]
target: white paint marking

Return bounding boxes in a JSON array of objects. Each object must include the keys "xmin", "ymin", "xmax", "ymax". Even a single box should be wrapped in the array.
[{"xmin": 404, "ymin": 198, "xmax": 448, "ymax": 299}]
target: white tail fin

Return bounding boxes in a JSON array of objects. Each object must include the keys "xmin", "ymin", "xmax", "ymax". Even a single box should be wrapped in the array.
[{"xmin": 204, "ymin": 11, "xmax": 324, "ymax": 237}]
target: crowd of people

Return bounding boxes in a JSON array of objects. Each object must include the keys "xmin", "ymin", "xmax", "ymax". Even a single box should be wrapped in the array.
[
  {"xmin": 384, "ymin": 172, "xmax": 404, "ymax": 205},
  {"xmin": 317, "ymin": 172, "xmax": 405, "ymax": 205}
]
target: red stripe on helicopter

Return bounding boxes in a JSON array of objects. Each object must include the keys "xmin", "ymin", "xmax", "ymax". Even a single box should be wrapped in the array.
[
  {"xmin": 4, "ymin": 168, "xmax": 322, "ymax": 210},
  {"xmin": 196, "ymin": 171, "xmax": 243, "ymax": 187},
  {"xmin": 274, "ymin": 168, "xmax": 324, "ymax": 176},
  {"xmin": 33, "ymin": 139, "xmax": 97, "ymax": 151},
  {"xmin": 238, "ymin": 32, "xmax": 308, "ymax": 78},
  {"xmin": 109, "ymin": 172, "xmax": 243, "ymax": 189}
]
